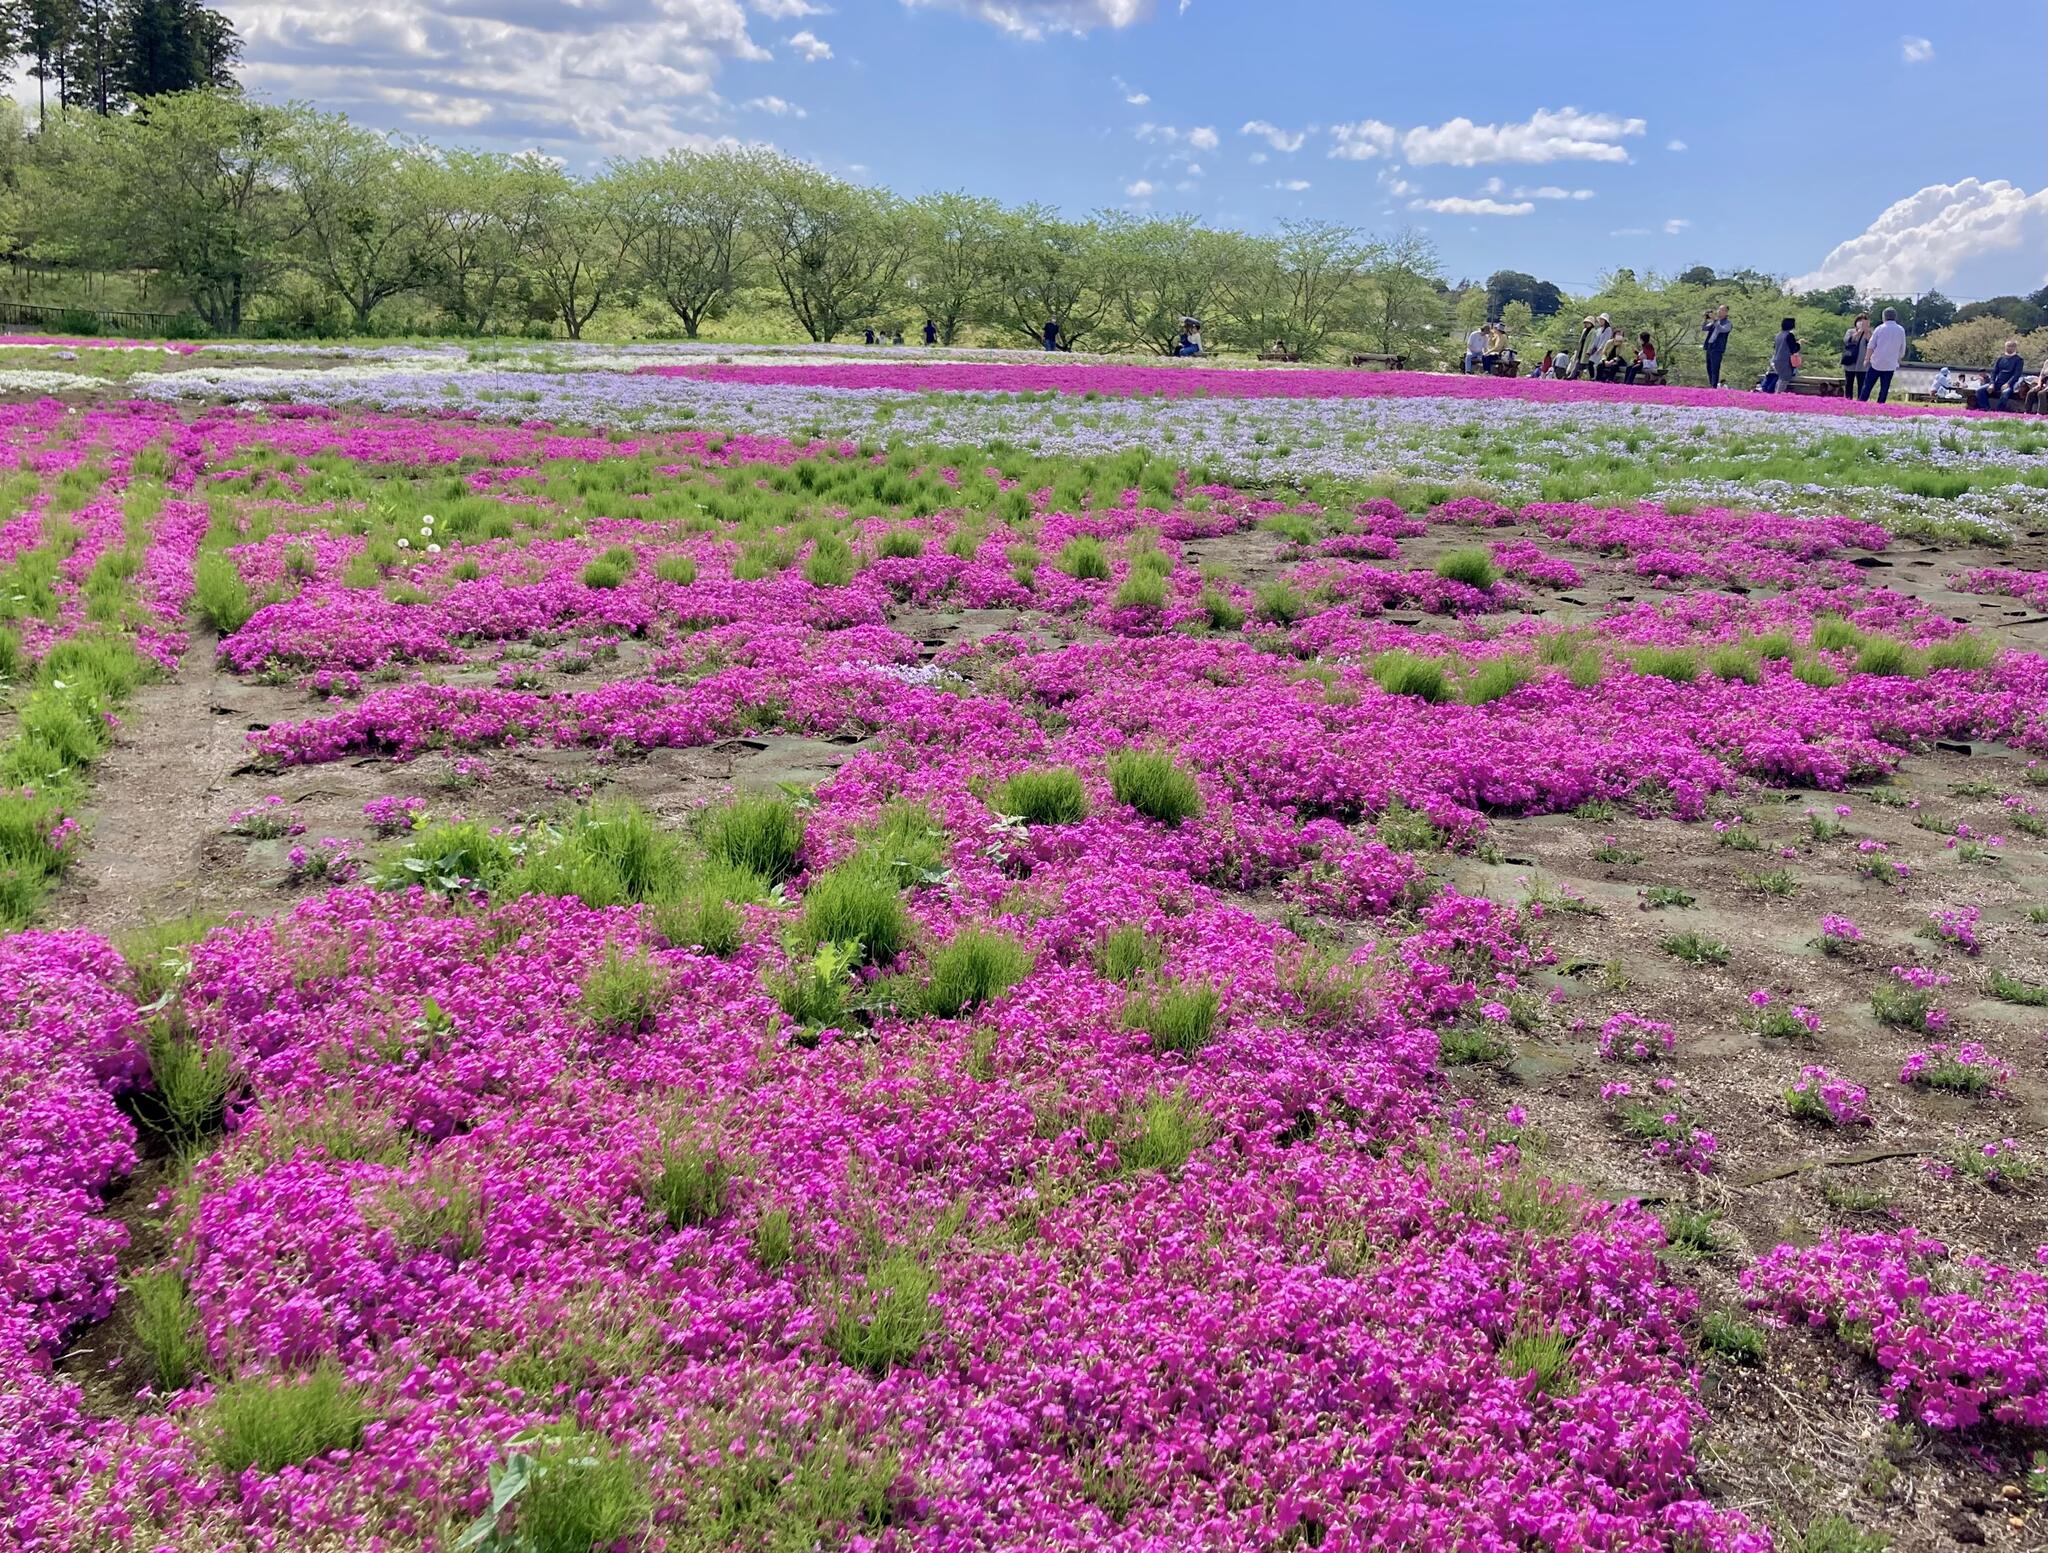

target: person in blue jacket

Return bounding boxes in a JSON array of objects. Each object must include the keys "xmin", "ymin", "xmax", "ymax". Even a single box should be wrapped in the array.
[
  {"xmin": 1980, "ymin": 340, "xmax": 2026, "ymax": 410},
  {"xmin": 1700, "ymin": 305, "xmax": 1731, "ymax": 388},
  {"xmin": 1042, "ymin": 319, "xmax": 1061, "ymax": 351}
]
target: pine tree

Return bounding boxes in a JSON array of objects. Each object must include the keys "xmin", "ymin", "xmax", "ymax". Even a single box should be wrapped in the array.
[{"xmin": 116, "ymin": 0, "xmax": 239, "ymax": 102}]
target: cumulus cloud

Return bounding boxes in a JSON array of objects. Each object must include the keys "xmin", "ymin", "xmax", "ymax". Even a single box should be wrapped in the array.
[
  {"xmin": 1327, "ymin": 119, "xmax": 1397, "ymax": 160},
  {"xmin": 1240, "ymin": 119, "xmax": 1308, "ymax": 153},
  {"xmin": 227, "ymin": 0, "xmax": 772, "ymax": 157},
  {"xmin": 786, "ymin": 27, "xmax": 832, "ymax": 58},
  {"xmin": 1111, "ymin": 74, "xmax": 1149, "ymax": 104},
  {"xmin": 1135, "ymin": 121, "xmax": 1216, "ymax": 150},
  {"xmin": 1900, "ymin": 35, "xmax": 1934, "ymax": 63},
  {"xmin": 744, "ymin": 95, "xmax": 806, "ymax": 116},
  {"xmin": 1409, "ymin": 195, "xmax": 1534, "ymax": 217},
  {"xmin": 1666, "ymin": 138, "xmax": 1687, "ymax": 151},
  {"xmin": 752, "ymin": 0, "xmax": 828, "ymax": 16},
  {"xmin": 1663, "ymin": 218, "xmax": 1690, "ymax": 234},
  {"xmin": 1275, "ymin": 178, "xmax": 1310, "ymax": 191},
  {"xmin": 1516, "ymin": 185, "xmax": 1595, "ymax": 200},
  {"xmin": 1401, "ymin": 106, "xmax": 1645, "ymax": 166},
  {"xmin": 1124, "ymin": 178, "xmax": 1156, "ymax": 197},
  {"xmin": 1384, "ymin": 176, "xmax": 1416, "ymax": 196},
  {"xmin": 1789, "ymin": 177, "xmax": 2048, "ymax": 295},
  {"xmin": 900, "ymin": 0, "xmax": 1158, "ymax": 39}
]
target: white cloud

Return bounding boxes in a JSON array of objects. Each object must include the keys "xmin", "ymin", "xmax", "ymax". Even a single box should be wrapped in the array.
[
  {"xmin": 1789, "ymin": 177, "xmax": 2048, "ymax": 294},
  {"xmin": 1241, "ymin": 119, "xmax": 1308, "ymax": 153},
  {"xmin": 743, "ymin": 95, "xmax": 806, "ymax": 116},
  {"xmin": 225, "ymin": 0, "xmax": 773, "ymax": 158},
  {"xmin": 1110, "ymin": 73, "xmax": 1149, "ymax": 104},
  {"xmin": 1481, "ymin": 175, "xmax": 1503, "ymax": 194},
  {"xmin": 1135, "ymin": 121, "xmax": 1215, "ymax": 150},
  {"xmin": 1184, "ymin": 162, "xmax": 1203, "ymax": 176},
  {"xmin": 1275, "ymin": 178, "xmax": 1310, "ymax": 191},
  {"xmin": 1900, "ymin": 35, "xmax": 1934, "ymax": 63},
  {"xmin": 1609, "ymin": 227, "xmax": 1650, "ymax": 237},
  {"xmin": 1663, "ymin": 217, "xmax": 1690, "ymax": 235},
  {"xmin": 786, "ymin": 28, "xmax": 832, "ymax": 58},
  {"xmin": 1409, "ymin": 195, "xmax": 1534, "ymax": 217},
  {"xmin": 1187, "ymin": 125, "xmax": 1218, "ymax": 150},
  {"xmin": 1327, "ymin": 119, "xmax": 1397, "ymax": 160},
  {"xmin": 1124, "ymin": 178, "xmax": 1156, "ymax": 197},
  {"xmin": 901, "ymin": 0, "xmax": 1159, "ymax": 39},
  {"xmin": 1126, "ymin": 91, "xmax": 1150, "ymax": 104},
  {"xmin": 1248, "ymin": 151, "xmax": 1268, "ymax": 165},
  {"xmin": 1401, "ymin": 105, "xmax": 1645, "ymax": 166},
  {"xmin": 1516, "ymin": 185, "xmax": 1594, "ymax": 200},
  {"xmin": 1385, "ymin": 176, "xmax": 1416, "ymax": 196},
  {"xmin": 1666, "ymin": 138, "xmax": 1687, "ymax": 152},
  {"xmin": 752, "ymin": 0, "xmax": 828, "ymax": 16}
]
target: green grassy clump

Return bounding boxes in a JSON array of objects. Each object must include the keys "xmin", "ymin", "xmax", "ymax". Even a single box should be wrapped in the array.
[
  {"xmin": 652, "ymin": 553, "xmax": 698, "ymax": 585},
  {"xmin": 1253, "ymin": 578, "xmax": 1308, "ymax": 624},
  {"xmin": 644, "ymin": 1139, "xmax": 734, "ymax": 1229},
  {"xmin": 1660, "ymin": 931, "xmax": 1730, "ymax": 966},
  {"xmin": 918, "ymin": 928, "xmax": 1033, "ymax": 1018},
  {"xmin": 1055, "ymin": 536, "xmax": 1112, "ymax": 580},
  {"xmin": 993, "ymin": 766, "xmax": 1089, "ymax": 826},
  {"xmin": 1370, "ymin": 649, "xmax": 1450, "ymax": 703},
  {"xmin": 1122, "ymin": 979, "xmax": 1220, "ymax": 1056},
  {"xmin": 118, "ymin": 912, "xmax": 222, "ymax": 1004},
  {"xmin": 138, "ymin": 1012, "xmax": 238, "ymax": 1146},
  {"xmin": 1989, "ymin": 967, "xmax": 2048, "ymax": 1007},
  {"xmin": 699, "ymin": 794, "xmax": 805, "ymax": 883},
  {"xmin": 1433, "ymin": 548, "xmax": 1499, "ymax": 589},
  {"xmin": 1777, "ymin": 1516, "xmax": 1889, "ymax": 1553},
  {"xmin": 797, "ymin": 864, "xmax": 910, "ymax": 964},
  {"xmin": 1200, "ymin": 588, "xmax": 1244, "ymax": 630},
  {"xmin": 1698, "ymin": 1311, "xmax": 1768, "ymax": 1365},
  {"xmin": 508, "ymin": 800, "xmax": 691, "ymax": 907},
  {"xmin": 818, "ymin": 1251, "xmax": 939, "ymax": 1375},
  {"xmin": 1111, "ymin": 569, "xmax": 1167, "ymax": 610},
  {"xmin": 1852, "ymin": 636, "xmax": 1919, "ymax": 678},
  {"xmin": 803, "ymin": 536, "xmax": 857, "ymax": 587},
  {"xmin": 377, "ymin": 818, "xmax": 516, "ymax": 896},
  {"xmin": 1107, "ymin": 748, "xmax": 1203, "ymax": 825},
  {"xmin": 1631, "ymin": 646, "xmax": 1698, "ymax": 684},
  {"xmin": 579, "ymin": 558, "xmax": 628, "ymax": 589},
  {"xmin": 1094, "ymin": 923, "xmax": 1164, "ymax": 983},
  {"xmin": 578, "ymin": 944, "xmax": 666, "ymax": 1035},
  {"xmin": 1117, "ymin": 1091, "xmax": 1210, "ymax": 1174},
  {"xmin": 191, "ymin": 552, "xmax": 255, "ymax": 634},
  {"xmin": 1497, "ymin": 1327, "xmax": 1577, "ymax": 1397},
  {"xmin": 642, "ymin": 863, "xmax": 766, "ymax": 956},
  {"xmin": 206, "ymin": 1362, "xmax": 369, "ymax": 1476},
  {"xmin": 124, "ymin": 1268, "xmax": 205, "ymax": 1392},
  {"xmin": 1462, "ymin": 654, "xmax": 1535, "ymax": 706},
  {"xmin": 1923, "ymin": 633, "xmax": 1995, "ymax": 672},
  {"xmin": 513, "ymin": 1431, "xmax": 655, "ymax": 1553}
]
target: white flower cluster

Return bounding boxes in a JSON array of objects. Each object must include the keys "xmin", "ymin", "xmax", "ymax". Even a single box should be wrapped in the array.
[{"xmin": 396, "ymin": 513, "xmax": 442, "ymax": 554}]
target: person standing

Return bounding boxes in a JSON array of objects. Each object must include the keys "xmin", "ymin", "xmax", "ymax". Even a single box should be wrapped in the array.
[
  {"xmin": 923, "ymin": 318, "xmax": 938, "ymax": 346},
  {"xmin": 1464, "ymin": 323, "xmax": 1488, "ymax": 373},
  {"xmin": 864, "ymin": 327, "xmax": 877, "ymax": 346},
  {"xmin": 1840, "ymin": 312, "xmax": 1872, "ymax": 399},
  {"xmin": 1043, "ymin": 318, "xmax": 1061, "ymax": 352},
  {"xmin": 1701, "ymin": 305, "xmax": 1731, "ymax": 388},
  {"xmin": 1758, "ymin": 317, "xmax": 1799, "ymax": 393},
  {"xmin": 1583, "ymin": 313, "xmax": 1615, "ymax": 376},
  {"xmin": 1567, "ymin": 315, "xmax": 1597, "ymax": 378},
  {"xmin": 1862, "ymin": 307, "xmax": 1907, "ymax": 402}
]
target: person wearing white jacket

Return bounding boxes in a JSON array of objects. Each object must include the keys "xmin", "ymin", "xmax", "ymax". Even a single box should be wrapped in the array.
[{"xmin": 1862, "ymin": 308, "xmax": 1908, "ymax": 403}]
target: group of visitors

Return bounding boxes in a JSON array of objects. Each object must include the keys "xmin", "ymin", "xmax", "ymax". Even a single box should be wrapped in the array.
[
  {"xmin": 1464, "ymin": 313, "xmax": 1663, "ymax": 385},
  {"xmin": 1812, "ymin": 308, "xmax": 1909, "ymax": 402},
  {"xmin": 854, "ymin": 320, "xmax": 945, "ymax": 347}
]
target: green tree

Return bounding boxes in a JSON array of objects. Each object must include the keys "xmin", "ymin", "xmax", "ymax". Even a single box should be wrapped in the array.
[
  {"xmin": 1216, "ymin": 219, "xmax": 1366, "ymax": 359},
  {"xmin": 750, "ymin": 158, "xmax": 910, "ymax": 343},
  {"xmin": 511, "ymin": 157, "xmax": 635, "ymax": 340},
  {"xmin": 1485, "ymin": 268, "xmax": 1563, "ymax": 318},
  {"xmin": 415, "ymin": 148, "xmax": 524, "ymax": 334},
  {"xmin": 116, "ymin": 0, "xmax": 237, "ymax": 100},
  {"xmin": 21, "ymin": 0, "xmax": 78, "ymax": 128},
  {"xmin": 905, "ymin": 189, "xmax": 1001, "ymax": 345},
  {"xmin": 280, "ymin": 116, "xmax": 440, "ymax": 330},
  {"xmin": 1355, "ymin": 230, "xmax": 1447, "ymax": 359},
  {"xmin": 1099, "ymin": 213, "xmax": 1243, "ymax": 355},
  {"xmin": 987, "ymin": 203, "xmax": 1111, "ymax": 350},
  {"xmin": 610, "ymin": 148, "xmax": 758, "ymax": 339}
]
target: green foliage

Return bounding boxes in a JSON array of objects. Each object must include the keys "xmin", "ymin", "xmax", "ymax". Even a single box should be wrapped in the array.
[
  {"xmin": 1852, "ymin": 636, "xmax": 1918, "ymax": 678},
  {"xmin": 1107, "ymin": 748, "xmax": 1203, "ymax": 825},
  {"xmin": 653, "ymin": 553, "xmax": 698, "ymax": 585},
  {"xmin": 1122, "ymin": 979, "xmax": 1220, "ymax": 1056},
  {"xmin": 509, "ymin": 800, "xmax": 691, "ymax": 907},
  {"xmin": 118, "ymin": 912, "xmax": 222, "ymax": 1004},
  {"xmin": 918, "ymin": 928, "xmax": 1033, "ymax": 1018},
  {"xmin": 1095, "ymin": 923, "xmax": 1164, "ymax": 983},
  {"xmin": 1923, "ymin": 633, "xmax": 1995, "ymax": 672},
  {"xmin": 803, "ymin": 535, "xmax": 857, "ymax": 586},
  {"xmin": 125, "ymin": 1268, "xmax": 205, "ymax": 1392},
  {"xmin": 503, "ymin": 1431, "xmax": 654, "ymax": 1553},
  {"xmin": 1707, "ymin": 644, "xmax": 1760, "ymax": 684},
  {"xmin": 1989, "ymin": 968, "xmax": 2048, "ymax": 1007},
  {"xmin": 855, "ymin": 802, "xmax": 950, "ymax": 887},
  {"xmin": 1055, "ymin": 536, "xmax": 1111, "ymax": 580},
  {"xmin": 769, "ymin": 940, "xmax": 860, "ymax": 1032},
  {"xmin": 699, "ymin": 794, "xmax": 805, "ymax": 882},
  {"xmin": 1111, "ymin": 569, "xmax": 1166, "ymax": 609},
  {"xmin": 1433, "ymin": 548, "xmax": 1498, "ymax": 589},
  {"xmin": 191, "ymin": 552, "xmax": 255, "ymax": 634},
  {"xmin": 753, "ymin": 1207, "xmax": 795, "ymax": 1271},
  {"xmin": 1870, "ymin": 981, "xmax": 1938, "ymax": 1033},
  {"xmin": 140, "ymin": 1013, "xmax": 238, "ymax": 1145},
  {"xmin": 875, "ymin": 527, "xmax": 925, "ymax": 559},
  {"xmin": 689, "ymin": 1423, "xmax": 897, "ymax": 1550},
  {"xmin": 1497, "ymin": 1327, "xmax": 1577, "ymax": 1396},
  {"xmin": 1461, "ymin": 654, "xmax": 1535, "ymax": 705},
  {"xmin": 1642, "ymin": 884, "xmax": 1695, "ymax": 909},
  {"xmin": 579, "ymin": 558, "xmax": 627, "ymax": 589},
  {"xmin": 1631, "ymin": 646, "xmax": 1698, "ymax": 683},
  {"xmin": 797, "ymin": 864, "xmax": 909, "ymax": 963},
  {"xmin": 1253, "ymin": 578, "xmax": 1307, "ymax": 624},
  {"xmin": 1809, "ymin": 616, "xmax": 1862, "ymax": 652},
  {"xmin": 1660, "ymin": 931, "xmax": 1730, "ymax": 966},
  {"xmin": 1699, "ymin": 1311, "xmax": 1767, "ymax": 1365},
  {"xmin": 578, "ymin": 944, "xmax": 667, "ymax": 1035},
  {"xmin": 644, "ymin": 1139, "xmax": 734, "ymax": 1229},
  {"xmin": 818, "ymin": 1251, "xmax": 939, "ymax": 1374},
  {"xmin": 1199, "ymin": 588, "xmax": 1244, "ymax": 630},
  {"xmin": 1118, "ymin": 1091, "xmax": 1209, "ymax": 1174},
  {"xmin": 1439, "ymin": 1024, "xmax": 1509, "ymax": 1066},
  {"xmin": 1778, "ymin": 1516, "xmax": 1889, "ymax": 1553},
  {"xmin": 379, "ymin": 819, "xmax": 516, "ymax": 896},
  {"xmin": 207, "ymin": 1362, "xmax": 369, "ymax": 1476},
  {"xmin": 1370, "ymin": 649, "xmax": 1449, "ymax": 703},
  {"xmin": 993, "ymin": 766, "xmax": 1089, "ymax": 826},
  {"xmin": 643, "ymin": 864, "xmax": 763, "ymax": 956}
]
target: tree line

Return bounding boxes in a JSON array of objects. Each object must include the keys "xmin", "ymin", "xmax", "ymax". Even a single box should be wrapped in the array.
[
  {"xmin": 4, "ymin": 0, "xmax": 236, "ymax": 121},
  {"xmin": 3, "ymin": 85, "xmax": 2039, "ymax": 381}
]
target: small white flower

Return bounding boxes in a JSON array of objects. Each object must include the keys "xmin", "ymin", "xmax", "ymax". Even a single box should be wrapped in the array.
[
  {"xmin": 420, "ymin": 514, "xmax": 435, "ymax": 527},
  {"xmin": 396, "ymin": 537, "xmax": 410, "ymax": 549},
  {"xmin": 427, "ymin": 543, "xmax": 442, "ymax": 554}
]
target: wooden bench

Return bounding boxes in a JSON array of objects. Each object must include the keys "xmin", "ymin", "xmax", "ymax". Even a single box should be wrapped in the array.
[
  {"xmin": 1258, "ymin": 350, "xmax": 1302, "ymax": 363},
  {"xmin": 1786, "ymin": 376, "xmax": 1844, "ymax": 398},
  {"xmin": 1350, "ymin": 353, "xmax": 1406, "ymax": 371}
]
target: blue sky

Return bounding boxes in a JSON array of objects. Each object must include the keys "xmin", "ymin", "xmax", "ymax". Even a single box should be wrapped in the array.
[{"xmin": 218, "ymin": 0, "xmax": 2047, "ymax": 298}]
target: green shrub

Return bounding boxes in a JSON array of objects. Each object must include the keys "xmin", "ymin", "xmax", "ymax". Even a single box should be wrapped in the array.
[
  {"xmin": 818, "ymin": 1252, "xmax": 938, "ymax": 1374},
  {"xmin": 875, "ymin": 527, "xmax": 925, "ymax": 559},
  {"xmin": 379, "ymin": 819, "xmax": 516, "ymax": 896},
  {"xmin": 1751, "ymin": 630, "xmax": 1798, "ymax": 662},
  {"xmin": 1118, "ymin": 1091, "xmax": 1209, "ymax": 1174},
  {"xmin": 510, "ymin": 801, "xmax": 690, "ymax": 907},
  {"xmin": 1660, "ymin": 931, "xmax": 1730, "ymax": 966},
  {"xmin": 1253, "ymin": 579, "xmax": 1307, "ymax": 624},
  {"xmin": 1107, "ymin": 748, "xmax": 1202, "ymax": 825},
  {"xmin": 578, "ymin": 944, "xmax": 666, "ymax": 1035},
  {"xmin": 1989, "ymin": 968, "xmax": 2048, "ymax": 1007},
  {"xmin": 994, "ymin": 766, "xmax": 1089, "ymax": 826},
  {"xmin": 853, "ymin": 802, "xmax": 950, "ymax": 887},
  {"xmin": 1112, "ymin": 569, "xmax": 1167, "ymax": 609},
  {"xmin": 653, "ymin": 553, "xmax": 698, "ymax": 585},
  {"xmin": 919, "ymin": 928, "xmax": 1033, "ymax": 1018},
  {"xmin": 191, "ymin": 552, "xmax": 254, "ymax": 634},
  {"xmin": 644, "ymin": 1139, "xmax": 734, "ymax": 1228},
  {"xmin": 118, "ymin": 912, "xmax": 222, "ymax": 1004},
  {"xmin": 798, "ymin": 866, "xmax": 909, "ymax": 963},
  {"xmin": 1371, "ymin": 649, "xmax": 1449, "ymax": 703},
  {"xmin": 1791, "ymin": 655, "xmax": 1842, "ymax": 689},
  {"xmin": 125, "ymin": 1268, "xmax": 205, "ymax": 1392},
  {"xmin": 1122, "ymin": 979, "xmax": 1220, "ymax": 1056},
  {"xmin": 769, "ymin": 940, "xmax": 860, "ymax": 1031},
  {"xmin": 1923, "ymin": 633, "xmax": 1995, "ymax": 672},
  {"xmin": 803, "ymin": 535, "xmax": 856, "ymax": 586},
  {"xmin": 1809, "ymin": 616, "xmax": 1862, "ymax": 652},
  {"xmin": 1462, "ymin": 654, "xmax": 1535, "ymax": 705},
  {"xmin": 1707, "ymin": 645, "xmax": 1760, "ymax": 684},
  {"xmin": 1853, "ymin": 636, "xmax": 1918, "ymax": 678},
  {"xmin": 644, "ymin": 865, "xmax": 763, "ymax": 956},
  {"xmin": 140, "ymin": 1013, "xmax": 237, "ymax": 1145},
  {"xmin": 1498, "ymin": 1327, "xmax": 1577, "ymax": 1396},
  {"xmin": 700, "ymin": 794, "xmax": 805, "ymax": 883},
  {"xmin": 1055, "ymin": 536, "xmax": 1111, "ymax": 580},
  {"xmin": 1200, "ymin": 588, "xmax": 1244, "ymax": 630},
  {"xmin": 1631, "ymin": 646, "xmax": 1698, "ymax": 684},
  {"xmin": 1699, "ymin": 1311, "xmax": 1767, "ymax": 1365},
  {"xmin": 207, "ymin": 1362, "xmax": 369, "ymax": 1475},
  {"xmin": 1095, "ymin": 924, "xmax": 1163, "ymax": 983},
  {"xmin": 1433, "ymin": 548, "xmax": 1498, "ymax": 589},
  {"xmin": 517, "ymin": 1431, "xmax": 654, "ymax": 1553},
  {"xmin": 579, "ymin": 558, "xmax": 627, "ymax": 589}
]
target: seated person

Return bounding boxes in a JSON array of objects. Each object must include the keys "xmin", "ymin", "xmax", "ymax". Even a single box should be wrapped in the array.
[
  {"xmin": 1624, "ymin": 332, "xmax": 1660, "ymax": 385},
  {"xmin": 1594, "ymin": 332, "xmax": 1628, "ymax": 381},
  {"xmin": 1980, "ymin": 341, "xmax": 2026, "ymax": 410},
  {"xmin": 1528, "ymin": 350, "xmax": 1555, "ymax": 378}
]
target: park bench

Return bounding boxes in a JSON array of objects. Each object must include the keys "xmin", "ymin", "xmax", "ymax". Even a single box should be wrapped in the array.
[
  {"xmin": 1785, "ymin": 377, "xmax": 1843, "ymax": 398},
  {"xmin": 1350, "ymin": 352, "xmax": 1406, "ymax": 371},
  {"xmin": 1258, "ymin": 348, "xmax": 1302, "ymax": 362}
]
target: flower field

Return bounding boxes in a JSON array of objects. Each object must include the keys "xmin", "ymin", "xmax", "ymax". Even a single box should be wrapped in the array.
[{"xmin": 4, "ymin": 356, "xmax": 2048, "ymax": 1551}]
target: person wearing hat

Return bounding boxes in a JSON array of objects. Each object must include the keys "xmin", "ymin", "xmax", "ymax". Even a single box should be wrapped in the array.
[{"xmin": 1701, "ymin": 305, "xmax": 1731, "ymax": 388}]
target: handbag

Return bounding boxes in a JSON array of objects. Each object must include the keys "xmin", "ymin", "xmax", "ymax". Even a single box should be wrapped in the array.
[
  {"xmin": 1840, "ymin": 337, "xmax": 1860, "ymax": 367},
  {"xmin": 1790, "ymin": 351, "xmax": 1803, "ymax": 369}
]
